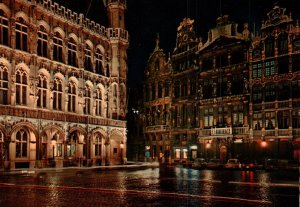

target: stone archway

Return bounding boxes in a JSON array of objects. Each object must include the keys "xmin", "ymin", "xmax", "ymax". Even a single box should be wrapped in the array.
[{"xmin": 109, "ymin": 130, "xmax": 125, "ymax": 165}]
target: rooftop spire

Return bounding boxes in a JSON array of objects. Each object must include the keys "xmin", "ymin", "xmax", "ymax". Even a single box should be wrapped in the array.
[{"xmin": 155, "ymin": 33, "xmax": 160, "ymax": 51}]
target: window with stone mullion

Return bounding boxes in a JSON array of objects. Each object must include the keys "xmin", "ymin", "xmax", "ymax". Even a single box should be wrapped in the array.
[
  {"xmin": 0, "ymin": 13, "xmax": 9, "ymax": 46},
  {"xmin": 84, "ymin": 86, "xmax": 92, "ymax": 114},
  {"xmin": 95, "ymin": 49, "xmax": 104, "ymax": 75},
  {"xmin": 68, "ymin": 82, "xmax": 76, "ymax": 112},
  {"xmin": 15, "ymin": 21, "xmax": 28, "ymax": 51},
  {"xmin": 95, "ymin": 89, "xmax": 102, "ymax": 116},
  {"xmin": 68, "ymin": 40, "xmax": 77, "ymax": 67},
  {"xmin": 53, "ymin": 78, "xmax": 63, "ymax": 111},
  {"xmin": 15, "ymin": 70, "xmax": 27, "ymax": 105},
  {"xmin": 0, "ymin": 66, "xmax": 8, "ymax": 105},
  {"xmin": 84, "ymin": 45, "xmax": 93, "ymax": 71},
  {"xmin": 53, "ymin": 34, "xmax": 63, "ymax": 62},
  {"xmin": 38, "ymin": 29, "xmax": 48, "ymax": 57},
  {"xmin": 37, "ymin": 75, "xmax": 47, "ymax": 108}
]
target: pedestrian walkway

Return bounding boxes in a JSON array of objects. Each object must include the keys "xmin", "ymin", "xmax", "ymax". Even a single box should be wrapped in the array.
[{"xmin": 0, "ymin": 161, "xmax": 160, "ymax": 176}]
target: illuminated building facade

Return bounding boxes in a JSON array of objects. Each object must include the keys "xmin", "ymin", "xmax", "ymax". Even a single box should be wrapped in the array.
[
  {"xmin": 0, "ymin": 0, "xmax": 128, "ymax": 169},
  {"xmin": 144, "ymin": 5, "xmax": 299, "ymax": 163}
]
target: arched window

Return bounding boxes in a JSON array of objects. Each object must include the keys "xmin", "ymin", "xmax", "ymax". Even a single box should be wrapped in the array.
[
  {"xmin": 68, "ymin": 38, "xmax": 77, "ymax": 67},
  {"xmin": 95, "ymin": 48, "xmax": 103, "ymax": 75},
  {"xmin": 84, "ymin": 85, "xmax": 92, "ymax": 115},
  {"xmin": 68, "ymin": 81, "xmax": 76, "ymax": 112},
  {"xmin": 95, "ymin": 88, "xmax": 102, "ymax": 116},
  {"xmin": 0, "ymin": 64, "xmax": 8, "ymax": 105},
  {"xmin": 84, "ymin": 44, "xmax": 92, "ymax": 72},
  {"xmin": 15, "ymin": 18, "xmax": 28, "ymax": 51},
  {"xmin": 37, "ymin": 26, "xmax": 48, "ymax": 57},
  {"xmin": 15, "ymin": 68, "xmax": 27, "ymax": 105},
  {"xmin": 53, "ymin": 32, "xmax": 63, "ymax": 62},
  {"xmin": 53, "ymin": 77, "xmax": 63, "ymax": 110},
  {"xmin": 0, "ymin": 10, "xmax": 9, "ymax": 46},
  {"xmin": 37, "ymin": 74, "xmax": 47, "ymax": 108},
  {"xmin": 16, "ymin": 129, "xmax": 28, "ymax": 158}
]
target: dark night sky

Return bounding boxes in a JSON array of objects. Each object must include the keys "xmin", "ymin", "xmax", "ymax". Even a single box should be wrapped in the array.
[{"xmin": 54, "ymin": 0, "xmax": 300, "ymax": 88}]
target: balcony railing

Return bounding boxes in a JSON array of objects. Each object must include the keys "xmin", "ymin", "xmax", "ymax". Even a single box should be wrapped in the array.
[
  {"xmin": 265, "ymin": 129, "xmax": 275, "ymax": 136},
  {"xmin": 278, "ymin": 129, "xmax": 289, "ymax": 136},
  {"xmin": 253, "ymin": 130, "xmax": 262, "ymax": 137},
  {"xmin": 232, "ymin": 127, "xmax": 249, "ymax": 135},
  {"xmin": 146, "ymin": 125, "xmax": 170, "ymax": 132},
  {"xmin": 211, "ymin": 127, "xmax": 232, "ymax": 135},
  {"xmin": 293, "ymin": 128, "xmax": 300, "ymax": 136}
]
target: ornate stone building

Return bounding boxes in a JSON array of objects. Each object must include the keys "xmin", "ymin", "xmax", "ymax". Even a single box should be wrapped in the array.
[
  {"xmin": 0, "ymin": 0, "xmax": 128, "ymax": 169},
  {"xmin": 144, "ymin": 4, "xmax": 299, "ymax": 164}
]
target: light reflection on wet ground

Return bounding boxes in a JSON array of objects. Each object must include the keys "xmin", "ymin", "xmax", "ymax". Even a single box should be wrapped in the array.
[{"xmin": 0, "ymin": 167, "xmax": 298, "ymax": 207}]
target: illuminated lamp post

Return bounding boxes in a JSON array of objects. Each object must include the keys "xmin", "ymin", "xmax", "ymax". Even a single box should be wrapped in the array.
[
  {"xmin": 120, "ymin": 142, "xmax": 124, "ymax": 165},
  {"xmin": 51, "ymin": 137, "xmax": 57, "ymax": 167},
  {"xmin": 261, "ymin": 137, "xmax": 267, "ymax": 161},
  {"xmin": 205, "ymin": 140, "xmax": 211, "ymax": 160}
]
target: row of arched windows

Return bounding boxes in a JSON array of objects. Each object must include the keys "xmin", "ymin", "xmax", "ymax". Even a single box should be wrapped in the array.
[
  {"xmin": 0, "ymin": 10, "xmax": 109, "ymax": 76},
  {"xmin": 0, "ymin": 64, "xmax": 125, "ymax": 117}
]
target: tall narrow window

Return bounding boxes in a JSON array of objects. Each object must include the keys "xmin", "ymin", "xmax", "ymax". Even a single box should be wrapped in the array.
[
  {"xmin": 204, "ymin": 108, "xmax": 213, "ymax": 128},
  {"xmin": 0, "ymin": 64, "xmax": 8, "ymax": 105},
  {"xmin": 151, "ymin": 84, "xmax": 155, "ymax": 100},
  {"xmin": 253, "ymin": 86, "xmax": 262, "ymax": 103},
  {"xmin": 0, "ymin": 10, "xmax": 9, "ymax": 46},
  {"xmin": 158, "ymin": 82, "xmax": 162, "ymax": 98},
  {"xmin": 252, "ymin": 62, "xmax": 262, "ymax": 78},
  {"xmin": 164, "ymin": 82, "xmax": 169, "ymax": 97},
  {"xmin": 68, "ymin": 81, "xmax": 76, "ymax": 112},
  {"xmin": 15, "ymin": 69, "xmax": 27, "ymax": 105},
  {"xmin": 265, "ymin": 84, "xmax": 276, "ymax": 102},
  {"xmin": 84, "ymin": 44, "xmax": 92, "ymax": 71},
  {"xmin": 37, "ymin": 26, "xmax": 48, "ymax": 57},
  {"xmin": 16, "ymin": 129, "xmax": 28, "ymax": 158},
  {"xmin": 278, "ymin": 33, "xmax": 288, "ymax": 55},
  {"xmin": 84, "ymin": 85, "xmax": 91, "ymax": 114},
  {"xmin": 95, "ymin": 89, "xmax": 102, "ymax": 116},
  {"xmin": 265, "ymin": 112, "xmax": 275, "ymax": 129},
  {"xmin": 15, "ymin": 18, "xmax": 28, "ymax": 51},
  {"xmin": 265, "ymin": 60, "xmax": 276, "ymax": 76},
  {"xmin": 232, "ymin": 105, "xmax": 244, "ymax": 127},
  {"xmin": 95, "ymin": 49, "xmax": 103, "ymax": 75},
  {"xmin": 277, "ymin": 111, "xmax": 289, "ymax": 129},
  {"xmin": 95, "ymin": 135, "xmax": 102, "ymax": 156},
  {"xmin": 53, "ymin": 32, "xmax": 63, "ymax": 62},
  {"xmin": 37, "ymin": 74, "xmax": 47, "ymax": 108},
  {"xmin": 253, "ymin": 113, "xmax": 262, "ymax": 130},
  {"xmin": 68, "ymin": 38, "xmax": 77, "ymax": 67},
  {"xmin": 53, "ymin": 78, "xmax": 63, "ymax": 111},
  {"xmin": 265, "ymin": 37, "xmax": 274, "ymax": 58}
]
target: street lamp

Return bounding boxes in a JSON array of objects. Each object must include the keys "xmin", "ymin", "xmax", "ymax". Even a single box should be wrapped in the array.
[
  {"xmin": 51, "ymin": 137, "xmax": 57, "ymax": 160},
  {"xmin": 120, "ymin": 142, "xmax": 124, "ymax": 165}
]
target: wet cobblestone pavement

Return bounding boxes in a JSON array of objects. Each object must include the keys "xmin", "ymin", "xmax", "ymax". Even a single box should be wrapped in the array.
[{"xmin": 0, "ymin": 167, "xmax": 299, "ymax": 207}]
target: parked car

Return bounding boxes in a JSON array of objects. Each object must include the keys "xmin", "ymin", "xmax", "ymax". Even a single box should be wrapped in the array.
[
  {"xmin": 224, "ymin": 158, "xmax": 241, "ymax": 169},
  {"xmin": 192, "ymin": 158, "xmax": 207, "ymax": 169},
  {"xmin": 241, "ymin": 159, "xmax": 263, "ymax": 171},
  {"xmin": 206, "ymin": 159, "xmax": 223, "ymax": 169}
]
